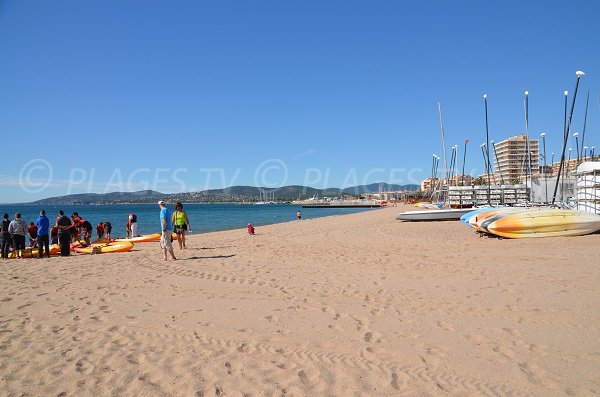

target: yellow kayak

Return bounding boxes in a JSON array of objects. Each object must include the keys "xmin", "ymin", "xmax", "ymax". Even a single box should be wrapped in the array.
[
  {"xmin": 73, "ymin": 241, "xmax": 134, "ymax": 254},
  {"xmin": 8, "ymin": 244, "xmax": 61, "ymax": 259},
  {"xmin": 115, "ymin": 234, "xmax": 161, "ymax": 243}
]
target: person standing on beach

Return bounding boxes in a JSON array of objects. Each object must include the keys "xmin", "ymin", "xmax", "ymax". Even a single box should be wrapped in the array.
[
  {"xmin": 1, "ymin": 213, "xmax": 12, "ymax": 259},
  {"xmin": 128, "ymin": 213, "xmax": 139, "ymax": 238},
  {"xmin": 8, "ymin": 213, "xmax": 27, "ymax": 259},
  {"xmin": 35, "ymin": 210, "xmax": 50, "ymax": 258},
  {"xmin": 158, "ymin": 200, "xmax": 176, "ymax": 261},
  {"xmin": 56, "ymin": 210, "xmax": 72, "ymax": 256},
  {"xmin": 297, "ymin": 210, "xmax": 302, "ymax": 221},
  {"xmin": 172, "ymin": 202, "xmax": 191, "ymax": 250}
]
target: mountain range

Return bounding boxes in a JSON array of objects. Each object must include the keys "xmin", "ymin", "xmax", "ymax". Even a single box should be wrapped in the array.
[{"xmin": 28, "ymin": 183, "xmax": 419, "ymax": 205}]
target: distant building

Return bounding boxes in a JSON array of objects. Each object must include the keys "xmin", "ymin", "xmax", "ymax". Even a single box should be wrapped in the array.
[
  {"xmin": 421, "ymin": 175, "xmax": 473, "ymax": 190},
  {"xmin": 420, "ymin": 178, "xmax": 440, "ymax": 191},
  {"xmin": 448, "ymin": 175, "xmax": 473, "ymax": 186},
  {"xmin": 493, "ymin": 135, "xmax": 540, "ymax": 183}
]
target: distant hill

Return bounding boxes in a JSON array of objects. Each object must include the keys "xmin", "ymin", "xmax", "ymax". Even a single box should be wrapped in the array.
[
  {"xmin": 30, "ymin": 190, "xmax": 164, "ymax": 205},
  {"xmin": 26, "ymin": 183, "xmax": 419, "ymax": 204}
]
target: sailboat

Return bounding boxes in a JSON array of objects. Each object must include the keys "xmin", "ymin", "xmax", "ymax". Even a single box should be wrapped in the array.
[{"xmin": 398, "ymin": 101, "xmax": 474, "ymax": 221}]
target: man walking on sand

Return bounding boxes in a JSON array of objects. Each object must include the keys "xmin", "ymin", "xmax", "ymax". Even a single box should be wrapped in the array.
[{"xmin": 158, "ymin": 200, "xmax": 176, "ymax": 261}]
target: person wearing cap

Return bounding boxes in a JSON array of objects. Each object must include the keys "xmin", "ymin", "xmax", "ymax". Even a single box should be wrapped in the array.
[{"xmin": 158, "ymin": 200, "xmax": 176, "ymax": 261}]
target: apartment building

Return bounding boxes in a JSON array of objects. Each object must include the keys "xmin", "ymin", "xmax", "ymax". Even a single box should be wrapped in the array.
[{"xmin": 493, "ymin": 135, "xmax": 540, "ymax": 183}]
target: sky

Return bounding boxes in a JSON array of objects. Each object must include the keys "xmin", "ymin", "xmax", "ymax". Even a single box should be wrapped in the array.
[{"xmin": 1, "ymin": 0, "xmax": 599, "ymax": 202}]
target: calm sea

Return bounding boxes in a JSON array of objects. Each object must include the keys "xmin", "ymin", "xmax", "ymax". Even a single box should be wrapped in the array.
[{"xmin": 0, "ymin": 203, "xmax": 374, "ymax": 237}]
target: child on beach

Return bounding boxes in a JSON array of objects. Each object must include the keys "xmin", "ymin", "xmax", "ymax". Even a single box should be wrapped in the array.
[
  {"xmin": 28, "ymin": 222, "xmax": 38, "ymax": 247},
  {"xmin": 247, "ymin": 224, "xmax": 255, "ymax": 235}
]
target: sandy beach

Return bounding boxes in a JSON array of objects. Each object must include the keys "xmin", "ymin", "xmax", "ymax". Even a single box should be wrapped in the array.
[{"xmin": 1, "ymin": 205, "xmax": 599, "ymax": 396}]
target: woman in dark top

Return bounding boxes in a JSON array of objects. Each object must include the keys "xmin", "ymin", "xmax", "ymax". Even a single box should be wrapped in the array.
[{"xmin": 1, "ymin": 213, "xmax": 11, "ymax": 259}]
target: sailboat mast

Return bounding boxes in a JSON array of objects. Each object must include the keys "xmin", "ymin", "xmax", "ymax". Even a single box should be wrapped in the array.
[
  {"xmin": 437, "ymin": 101, "xmax": 449, "ymax": 205},
  {"xmin": 580, "ymin": 90, "xmax": 590, "ymax": 160},
  {"xmin": 524, "ymin": 91, "xmax": 531, "ymax": 206},
  {"xmin": 483, "ymin": 94, "xmax": 491, "ymax": 205},
  {"xmin": 552, "ymin": 71, "xmax": 585, "ymax": 205}
]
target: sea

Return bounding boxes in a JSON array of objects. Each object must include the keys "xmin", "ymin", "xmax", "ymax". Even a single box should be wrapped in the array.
[{"xmin": 0, "ymin": 203, "xmax": 375, "ymax": 237}]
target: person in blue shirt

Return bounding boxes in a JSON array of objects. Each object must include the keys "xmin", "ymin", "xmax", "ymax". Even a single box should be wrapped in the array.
[
  {"xmin": 35, "ymin": 210, "xmax": 50, "ymax": 258},
  {"xmin": 158, "ymin": 200, "xmax": 176, "ymax": 261}
]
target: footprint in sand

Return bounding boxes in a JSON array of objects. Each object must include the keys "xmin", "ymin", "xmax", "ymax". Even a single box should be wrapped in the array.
[
  {"xmin": 391, "ymin": 372, "xmax": 408, "ymax": 391},
  {"xmin": 493, "ymin": 345, "xmax": 516, "ymax": 359},
  {"xmin": 297, "ymin": 370, "xmax": 310, "ymax": 385},
  {"xmin": 437, "ymin": 320, "xmax": 455, "ymax": 331},
  {"xmin": 518, "ymin": 362, "xmax": 549, "ymax": 385}
]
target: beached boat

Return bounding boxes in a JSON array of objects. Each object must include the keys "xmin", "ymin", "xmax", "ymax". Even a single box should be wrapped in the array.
[
  {"xmin": 486, "ymin": 209, "xmax": 600, "ymax": 238},
  {"xmin": 73, "ymin": 241, "xmax": 134, "ymax": 254},
  {"xmin": 8, "ymin": 244, "xmax": 61, "ymax": 259},
  {"xmin": 469, "ymin": 207, "xmax": 528, "ymax": 230},
  {"xmin": 115, "ymin": 234, "xmax": 161, "ymax": 243},
  {"xmin": 397, "ymin": 208, "xmax": 474, "ymax": 221}
]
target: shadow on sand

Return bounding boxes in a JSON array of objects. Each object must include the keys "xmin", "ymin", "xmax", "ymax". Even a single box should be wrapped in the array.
[{"xmin": 183, "ymin": 254, "xmax": 236, "ymax": 260}]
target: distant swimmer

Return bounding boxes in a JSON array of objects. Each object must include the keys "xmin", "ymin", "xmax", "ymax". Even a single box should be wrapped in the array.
[{"xmin": 297, "ymin": 210, "xmax": 302, "ymax": 221}]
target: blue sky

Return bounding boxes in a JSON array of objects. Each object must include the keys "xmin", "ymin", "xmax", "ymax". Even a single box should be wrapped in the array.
[{"xmin": 1, "ymin": 0, "xmax": 599, "ymax": 202}]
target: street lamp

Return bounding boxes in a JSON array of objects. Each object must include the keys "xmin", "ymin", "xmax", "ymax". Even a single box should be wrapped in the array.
[
  {"xmin": 568, "ymin": 148, "xmax": 573, "ymax": 176},
  {"xmin": 583, "ymin": 146, "xmax": 589, "ymax": 160}
]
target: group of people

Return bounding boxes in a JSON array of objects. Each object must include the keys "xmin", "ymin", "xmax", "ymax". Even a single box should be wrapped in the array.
[
  {"xmin": 1, "ymin": 210, "xmax": 61, "ymax": 259},
  {"xmin": 0, "ymin": 210, "xmax": 139, "ymax": 259},
  {"xmin": 2, "ymin": 202, "xmax": 301, "ymax": 261}
]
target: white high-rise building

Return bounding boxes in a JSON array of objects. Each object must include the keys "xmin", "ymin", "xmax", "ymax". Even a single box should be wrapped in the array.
[{"xmin": 493, "ymin": 135, "xmax": 540, "ymax": 183}]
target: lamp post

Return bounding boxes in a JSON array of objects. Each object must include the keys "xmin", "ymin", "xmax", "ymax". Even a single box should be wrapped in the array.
[
  {"xmin": 591, "ymin": 146, "xmax": 595, "ymax": 161},
  {"xmin": 541, "ymin": 132, "xmax": 548, "ymax": 203},
  {"xmin": 583, "ymin": 146, "xmax": 588, "ymax": 161}
]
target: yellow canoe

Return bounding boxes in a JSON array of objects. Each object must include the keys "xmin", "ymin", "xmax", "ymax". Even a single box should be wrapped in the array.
[
  {"xmin": 115, "ymin": 233, "xmax": 161, "ymax": 243},
  {"xmin": 8, "ymin": 244, "xmax": 61, "ymax": 259},
  {"xmin": 73, "ymin": 241, "xmax": 134, "ymax": 254}
]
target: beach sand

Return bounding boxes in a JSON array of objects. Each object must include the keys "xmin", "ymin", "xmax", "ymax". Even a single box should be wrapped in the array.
[{"xmin": 1, "ymin": 205, "xmax": 599, "ymax": 396}]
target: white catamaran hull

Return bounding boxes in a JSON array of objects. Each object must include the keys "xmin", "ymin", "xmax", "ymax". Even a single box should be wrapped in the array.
[{"xmin": 397, "ymin": 208, "xmax": 474, "ymax": 221}]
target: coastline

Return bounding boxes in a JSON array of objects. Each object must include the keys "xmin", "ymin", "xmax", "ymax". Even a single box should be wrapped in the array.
[{"xmin": 1, "ymin": 205, "xmax": 599, "ymax": 396}]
